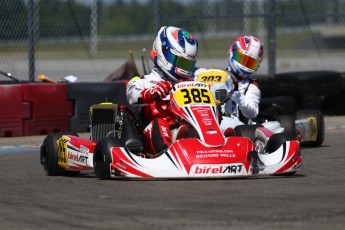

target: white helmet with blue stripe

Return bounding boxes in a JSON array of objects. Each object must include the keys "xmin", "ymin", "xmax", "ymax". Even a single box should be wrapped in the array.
[{"xmin": 151, "ymin": 26, "xmax": 198, "ymax": 81}]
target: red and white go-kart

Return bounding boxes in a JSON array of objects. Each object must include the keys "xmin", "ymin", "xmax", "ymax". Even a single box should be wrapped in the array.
[{"xmin": 40, "ymin": 81, "xmax": 302, "ymax": 179}]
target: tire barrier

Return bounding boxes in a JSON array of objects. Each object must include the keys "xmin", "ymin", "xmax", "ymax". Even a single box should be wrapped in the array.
[
  {"xmin": 259, "ymin": 71, "xmax": 343, "ymax": 97},
  {"xmin": 257, "ymin": 75, "xmax": 276, "ymax": 98},
  {"xmin": 67, "ymin": 81, "xmax": 128, "ymax": 132},
  {"xmin": 274, "ymin": 71, "xmax": 343, "ymax": 96},
  {"xmin": 21, "ymin": 83, "xmax": 73, "ymax": 136},
  {"xmin": 322, "ymin": 72, "xmax": 345, "ymax": 115},
  {"xmin": 258, "ymin": 71, "xmax": 344, "ymax": 113},
  {"xmin": 0, "ymin": 84, "xmax": 30, "ymax": 137},
  {"xmin": 322, "ymin": 91, "xmax": 345, "ymax": 115},
  {"xmin": 1, "ymin": 70, "xmax": 345, "ymax": 137}
]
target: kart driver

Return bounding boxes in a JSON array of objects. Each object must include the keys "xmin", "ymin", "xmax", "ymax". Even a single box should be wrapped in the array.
[
  {"xmin": 126, "ymin": 26, "xmax": 198, "ymax": 155},
  {"xmin": 194, "ymin": 35, "xmax": 264, "ymax": 136}
]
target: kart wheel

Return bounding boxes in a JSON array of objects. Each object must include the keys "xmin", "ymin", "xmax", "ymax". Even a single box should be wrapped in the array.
[
  {"xmin": 93, "ymin": 137, "xmax": 121, "ymax": 180},
  {"xmin": 234, "ymin": 124, "xmax": 262, "ymax": 142},
  {"xmin": 295, "ymin": 109, "xmax": 325, "ymax": 147},
  {"xmin": 277, "ymin": 115, "xmax": 296, "ymax": 137},
  {"xmin": 40, "ymin": 132, "xmax": 78, "ymax": 176},
  {"xmin": 266, "ymin": 133, "xmax": 295, "ymax": 153}
]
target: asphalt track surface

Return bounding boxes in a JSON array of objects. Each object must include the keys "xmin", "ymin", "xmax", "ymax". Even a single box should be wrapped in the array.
[{"xmin": 0, "ymin": 117, "xmax": 345, "ymax": 230}]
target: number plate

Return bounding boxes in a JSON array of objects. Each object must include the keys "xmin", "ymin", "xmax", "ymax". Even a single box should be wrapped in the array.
[
  {"xmin": 174, "ymin": 86, "xmax": 215, "ymax": 106},
  {"xmin": 196, "ymin": 69, "xmax": 228, "ymax": 84}
]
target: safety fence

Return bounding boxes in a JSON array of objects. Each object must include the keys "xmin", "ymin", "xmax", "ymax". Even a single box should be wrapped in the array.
[{"xmin": 1, "ymin": 0, "xmax": 345, "ymax": 82}]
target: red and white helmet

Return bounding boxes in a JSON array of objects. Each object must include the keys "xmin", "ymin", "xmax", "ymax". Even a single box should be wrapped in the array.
[
  {"xmin": 151, "ymin": 26, "xmax": 198, "ymax": 81},
  {"xmin": 228, "ymin": 35, "xmax": 264, "ymax": 78}
]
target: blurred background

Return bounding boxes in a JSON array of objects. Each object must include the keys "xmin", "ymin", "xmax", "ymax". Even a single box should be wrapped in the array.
[{"xmin": 1, "ymin": 0, "xmax": 345, "ymax": 82}]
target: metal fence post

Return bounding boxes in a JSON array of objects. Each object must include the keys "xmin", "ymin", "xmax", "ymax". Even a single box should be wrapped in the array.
[
  {"xmin": 28, "ymin": 0, "xmax": 36, "ymax": 82},
  {"xmin": 268, "ymin": 0, "xmax": 276, "ymax": 77},
  {"xmin": 155, "ymin": 0, "xmax": 161, "ymax": 32},
  {"xmin": 90, "ymin": 0, "xmax": 98, "ymax": 55},
  {"xmin": 243, "ymin": 0, "xmax": 252, "ymax": 34}
]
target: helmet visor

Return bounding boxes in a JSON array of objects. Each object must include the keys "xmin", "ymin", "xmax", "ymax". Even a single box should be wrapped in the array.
[
  {"xmin": 165, "ymin": 49, "xmax": 196, "ymax": 72},
  {"xmin": 233, "ymin": 48, "xmax": 261, "ymax": 71}
]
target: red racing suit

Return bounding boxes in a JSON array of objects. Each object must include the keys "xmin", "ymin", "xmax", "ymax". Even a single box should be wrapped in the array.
[{"xmin": 126, "ymin": 67, "xmax": 177, "ymax": 155}]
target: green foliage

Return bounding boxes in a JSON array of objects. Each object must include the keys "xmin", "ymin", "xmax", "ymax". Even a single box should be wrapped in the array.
[
  {"xmin": 98, "ymin": 0, "xmax": 155, "ymax": 35},
  {"xmin": 0, "ymin": 0, "xmax": 27, "ymax": 39},
  {"xmin": 37, "ymin": 0, "xmax": 90, "ymax": 38},
  {"xmin": 0, "ymin": 0, "xmax": 342, "ymax": 47}
]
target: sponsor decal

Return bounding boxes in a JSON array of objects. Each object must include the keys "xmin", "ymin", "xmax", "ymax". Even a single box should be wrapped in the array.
[
  {"xmin": 161, "ymin": 125, "xmax": 170, "ymax": 139},
  {"xmin": 195, "ymin": 153, "xmax": 235, "ymax": 159},
  {"xmin": 196, "ymin": 149, "xmax": 234, "ymax": 159},
  {"xmin": 80, "ymin": 145, "xmax": 89, "ymax": 154},
  {"xmin": 205, "ymin": 130, "xmax": 217, "ymax": 134},
  {"xmin": 194, "ymin": 108, "xmax": 214, "ymax": 125},
  {"xmin": 192, "ymin": 164, "xmax": 244, "ymax": 175},
  {"xmin": 176, "ymin": 82, "xmax": 208, "ymax": 89},
  {"xmin": 68, "ymin": 152, "xmax": 88, "ymax": 164},
  {"xmin": 195, "ymin": 153, "xmax": 219, "ymax": 159},
  {"xmin": 115, "ymin": 161, "xmax": 127, "ymax": 169}
]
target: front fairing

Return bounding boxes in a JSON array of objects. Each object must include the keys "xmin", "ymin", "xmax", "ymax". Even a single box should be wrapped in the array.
[
  {"xmin": 110, "ymin": 137, "xmax": 254, "ymax": 178},
  {"xmin": 57, "ymin": 135, "xmax": 96, "ymax": 171},
  {"xmin": 110, "ymin": 137, "xmax": 301, "ymax": 178},
  {"xmin": 170, "ymin": 81, "xmax": 225, "ymax": 147}
]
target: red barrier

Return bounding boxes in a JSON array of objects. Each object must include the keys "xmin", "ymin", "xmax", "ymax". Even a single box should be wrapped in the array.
[
  {"xmin": 0, "ymin": 84, "xmax": 30, "ymax": 137},
  {"xmin": 21, "ymin": 83, "xmax": 73, "ymax": 136}
]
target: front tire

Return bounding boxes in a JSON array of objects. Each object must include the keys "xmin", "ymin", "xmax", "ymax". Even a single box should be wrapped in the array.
[
  {"xmin": 93, "ymin": 137, "xmax": 121, "ymax": 180},
  {"xmin": 40, "ymin": 132, "xmax": 78, "ymax": 176}
]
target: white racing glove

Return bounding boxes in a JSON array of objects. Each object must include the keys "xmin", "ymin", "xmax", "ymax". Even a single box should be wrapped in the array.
[{"xmin": 230, "ymin": 91, "xmax": 244, "ymax": 104}]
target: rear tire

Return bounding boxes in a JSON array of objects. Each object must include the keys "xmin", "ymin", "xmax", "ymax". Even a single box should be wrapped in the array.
[
  {"xmin": 295, "ymin": 109, "xmax": 325, "ymax": 147},
  {"xmin": 234, "ymin": 124, "xmax": 262, "ymax": 142},
  {"xmin": 266, "ymin": 133, "xmax": 295, "ymax": 153},
  {"xmin": 277, "ymin": 115, "xmax": 296, "ymax": 137},
  {"xmin": 40, "ymin": 132, "xmax": 78, "ymax": 176},
  {"xmin": 93, "ymin": 137, "xmax": 121, "ymax": 179}
]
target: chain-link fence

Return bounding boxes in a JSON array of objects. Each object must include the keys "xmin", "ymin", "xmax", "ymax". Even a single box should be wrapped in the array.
[{"xmin": 1, "ymin": 0, "xmax": 345, "ymax": 82}]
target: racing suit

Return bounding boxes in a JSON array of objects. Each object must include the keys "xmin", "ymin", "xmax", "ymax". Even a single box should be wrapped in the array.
[
  {"xmin": 194, "ymin": 67, "xmax": 261, "ymax": 132},
  {"xmin": 126, "ymin": 67, "xmax": 177, "ymax": 155}
]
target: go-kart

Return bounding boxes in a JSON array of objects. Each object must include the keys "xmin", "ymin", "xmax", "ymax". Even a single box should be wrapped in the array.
[
  {"xmin": 255, "ymin": 103, "xmax": 325, "ymax": 147},
  {"xmin": 40, "ymin": 81, "xmax": 301, "ymax": 179},
  {"xmin": 196, "ymin": 68, "xmax": 325, "ymax": 147}
]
